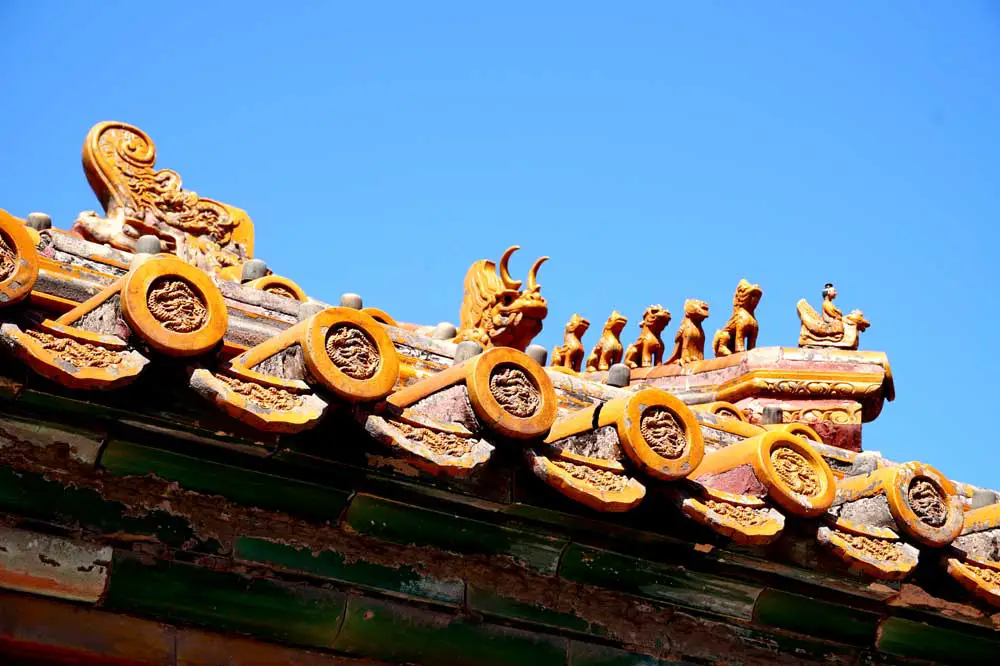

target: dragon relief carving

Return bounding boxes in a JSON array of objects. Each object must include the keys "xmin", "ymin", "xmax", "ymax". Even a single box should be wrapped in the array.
[
  {"xmin": 665, "ymin": 299, "xmax": 709, "ymax": 365},
  {"xmin": 624, "ymin": 305, "xmax": 671, "ymax": 369},
  {"xmin": 585, "ymin": 311, "xmax": 628, "ymax": 372},
  {"xmin": 147, "ymin": 279, "xmax": 208, "ymax": 333},
  {"xmin": 0, "ymin": 232, "xmax": 15, "ymax": 281},
  {"xmin": 797, "ymin": 283, "xmax": 870, "ymax": 350},
  {"xmin": 489, "ymin": 364, "xmax": 541, "ymax": 417},
  {"xmin": 24, "ymin": 330, "xmax": 122, "ymax": 368},
  {"xmin": 455, "ymin": 246, "xmax": 548, "ymax": 351},
  {"xmin": 771, "ymin": 447, "xmax": 821, "ymax": 497},
  {"xmin": 551, "ymin": 314, "xmax": 590, "ymax": 372},
  {"xmin": 73, "ymin": 122, "xmax": 253, "ymax": 274},
  {"xmin": 907, "ymin": 478, "xmax": 948, "ymax": 527},
  {"xmin": 326, "ymin": 324, "xmax": 381, "ymax": 380},
  {"xmin": 712, "ymin": 279, "xmax": 761, "ymax": 357}
]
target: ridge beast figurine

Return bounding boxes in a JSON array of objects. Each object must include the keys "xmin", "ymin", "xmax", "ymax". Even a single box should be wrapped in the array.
[
  {"xmin": 624, "ymin": 304, "xmax": 671, "ymax": 369},
  {"xmin": 712, "ymin": 279, "xmax": 761, "ymax": 357},
  {"xmin": 585, "ymin": 310, "xmax": 628, "ymax": 372},
  {"xmin": 665, "ymin": 299, "xmax": 709, "ymax": 365},
  {"xmin": 551, "ymin": 313, "xmax": 590, "ymax": 372},
  {"xmin": 454, "ymin": 245, "xmax": 549, "ymax": 351}
]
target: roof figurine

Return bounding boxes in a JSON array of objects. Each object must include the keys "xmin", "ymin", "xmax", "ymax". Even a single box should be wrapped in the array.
[
  {"xmin": 712, "ymin": 278, "xmax": 761, "ymax": 356},
  {"xmin": 550, "ymin": 313, "xmax": 590, "ymax": 373},
  {"xmin": 623, "ymin": 304, "xmax": 671, "ymax": 369},
  {"xmin": 585, "ymin": 310, "xmax": 628, "ymax": 371},
  {"xmin": 797, "ymin": 282, "xmax": 871, "ymax": 349},
  {"xmin": 454, "ymin": 245, "xmax": 549, "ymax": 351}
]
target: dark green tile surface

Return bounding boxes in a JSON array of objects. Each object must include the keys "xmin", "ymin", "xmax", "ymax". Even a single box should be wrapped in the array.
[
  {"xmin": 559, "ymin": 544, "xmax": 761, "ymax": 620},
  {"xmin": 344, "ymin": 493, "xmax": 567, "ymax": 574},
  {"xmin": 104, "ymin": 552, "xmax": 346, "ymax": 647},
  {"xmin": 235, "ymin": 536, "xmax": 464, "ymax": 605},
  {"xmin": 877, "ymin": 617, "xmax": 1000, "ymax": 665},
  {"xmin": 568, "ymin": 642, "xmax": 695, "ymax": 666},
  {"xmin": 333, "ymin": 595, "xmax": 568, "ymax": 666},
  {"xmin": 467, "ymin": 584, "xmax": 599, "ymax": 636},
  {"xmin": 753, "ymin": 588, "xmax": 878, "ymax": 646},
  {"xmin": 0, "ymin": 467, "xmax": 217, "ymax": 551},
  {"xmin": 100, "ymin": 439, "xmax": 350, "ymax": 522}
]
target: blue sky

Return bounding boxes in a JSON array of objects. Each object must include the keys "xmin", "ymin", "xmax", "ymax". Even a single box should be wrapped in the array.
[{"xmin": 2, "ymin": 3, "xmax": 998, "ymax": 486}]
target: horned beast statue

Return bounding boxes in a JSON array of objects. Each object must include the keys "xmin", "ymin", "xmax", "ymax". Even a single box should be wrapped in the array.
[{"xmin": 455, "ymin": 246, "xmax": 549, "ymax": 351}]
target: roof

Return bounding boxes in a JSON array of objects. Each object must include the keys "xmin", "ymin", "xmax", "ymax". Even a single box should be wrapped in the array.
[{"xmin": 0, "ymin": 120, "xmax": 998, "ymax": 665}]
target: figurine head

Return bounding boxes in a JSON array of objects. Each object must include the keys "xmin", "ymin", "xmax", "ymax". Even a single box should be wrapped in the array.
[
  {"xmin": 683, "ymin": 299, "xmax": 710, "ymax": 322},
  {"xmin": 606, "ymin": 310, "xmax": 628, "ymax": 334},
  {"xmin": 733, "ymin": 279, "xmax": 762, "ymax": 313},
  {"xmin": 823, "ymin": 283, "xmax": 837, "ymax": 301},
  {"xmin": 457, "ymin": 245, "xmax": 549, "ymax": 350},
  {"xmin": 566, "ymin": 313, "xmax": 590, "ymax": 336},
  {"xmin": 640, "ymin": 304, "xmax": 671, "ymax": 333},
  {"xmin": 846, "ymin": 310, "xmax": 870, "ymax": 331}
]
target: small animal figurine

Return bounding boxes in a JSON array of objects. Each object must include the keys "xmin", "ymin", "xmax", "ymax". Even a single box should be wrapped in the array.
[
  {"xmin": 585, "ymin": 311, "xmax": 628, "ymax": 372},
  {"xmin": 551, "ymin": 313, "xmax": 591, "ymax": 372},
  {"xmin": 796, "ymin": 283, "xmax": 870, "ymax": 350},
  {"xmin": 665, "ymin": 299, "xmax": 709, "ymax": 365},
  {"xmin": 712, "ymin": 279, "xmax": 762, "ymax": 357},
  {"xmin": 624, "ymin": 305, "xmax": 671, "ymax": 368}
]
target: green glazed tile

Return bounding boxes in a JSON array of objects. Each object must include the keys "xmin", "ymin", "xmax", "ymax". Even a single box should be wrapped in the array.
[
  {"xmin": 333, "ymin": 595, "xmax": 567, "ymax": 666},
  {"xmin": 877, "ymin": 617, "xmax": 1000, "ymax": 664},
  {"xmin": 344, "ymin": 494, "xmax": 567, "ymax": 574},
  {"xmin": 467, "ymin": 584, "xmax": 598, "ymax": 636},
  {"xmin": 753, "ymin": 588, "xmax": 878, "ymax": 646},
  {"xmin": 235, "ymin": 536, "xmax": 464, "ymax": 605},
  {"xmin": 0, "ymin": 467, "xmax": 217, "ymax": 552},
  {"xmin": 104, "ymin": 552, "xmax": 346, "ymax": 648},
  {"xmin": 100, "ymin": 439, "xmax": 351, "ymax": 523},
  {"xmin": 568, "ymin": 642, "xmax": 695, "ymax": 666},
  {"xmin": 559, "ymin": 544, "xmax": 761, "ymax": 620}
]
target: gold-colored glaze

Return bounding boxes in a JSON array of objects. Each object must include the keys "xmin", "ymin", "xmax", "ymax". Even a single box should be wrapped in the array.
[
  {"xmin": 525, "ymin": 449, "xmax": 645, "ymax": 513},
  {"xmin": 664, "ymin": 299, "xmax": 709, "ymax": 365},
  {"xmin": 712, "ymin": 279, "xmax": 761, "ymax": 357},
  {"xmin": 947, "ymin": 557, "xmax": 1000, "ymax": 608},
  {"xmin": 835, "ymin": 462, "xmax": 963, "ymax": 547},
  {"xmin": 120, "ymin": 255, "xmax": 228, "ymax": 357},
  {"xmin": 585, "ymin": 311, "xmax": 627, "ymax": 372},
  {"xmin": 366, "ymin": 414, "xmax": 492, "ymax": 477},
  {"xmin": 624, "ymin": 305, "xmax": 671, "ymax": 369},
  {"xmin": 74, "ymin": 122, "xmax": 255, "ymax": 273},
  {"xmin": 680, "ymin": 493, "xmax": 784, "ymax": 546},
  {"xmin": 817, "ymin": 521, "xmax": 917, "ymax": 580},
  {"xmin": 691, "ymin": 431, "xmax": 836, "ymax": 518},
  {"xmin": 454, "ymin": 246, "xmax": 548, "ymax": 351},
  {"xmin": 550, "ymin": 313, "xmax": 590, "ymax": 373},
  {"xmin": 243, "ymin": 275, "xmax": 308, "ymax": 302},
  {"xmin": 797, "ymin": 284, "xmax": 870, "ymax": 349},
  {"xmin": 691, "ymin": 401, "xmax": 747, "ymax": 422},
  {"xmin": 389, "ymin": 346, "xmax": 557, "ymax": 440},
  {"xmin": 189, "ymin": 367, "xmax": 326, "ymax": 434},
  {"xmin": 0, "ymin": 209, "xmax": 40, "ymax": 306}
]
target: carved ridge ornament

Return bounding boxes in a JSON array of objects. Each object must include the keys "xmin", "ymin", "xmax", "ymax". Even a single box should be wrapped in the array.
[
  {"xmin": 762, "ymin": 379, "xmax": 880, "ymax": 398},
  {"xmin": 214, "ymin": 372, "xmax": 303, "ymax": 412},
  {"xmin": 837, "ymin": 532, "xmax": 902, "ymax": 563},
  {"xmin": 552, "ymin": 459, "xmax": 627, "ymax": 492},
  {"xmin": 325, "ymin": 324, "xmax": 381, "ymax": 380},
  {"xmin": 265, "ymin": 285, "xmax": 297, "ymax": 299},
  {"xmin": 147, "ymin": 278, "xmax": 208, "ymax": 333},
  {"xmin": 24, "ymin": 329, "xmax": 122, "ymax": 368},
  {"xmin": 770, "ymin": 446, "xmax": 821, "ymax": 498},
  {"xmin": 782, "ymin": 406, "xmax": 861, "ymax": 425},
  {"xmin": 639, "ymin": 406, "xmax": 687, "ymax": 459},
  {"xmin": 705, "ymin": 499, "xmax": 768, "ymax": 527},
  {"xmin": 393, "ymin": 421, "xmax": 475, "ymax": 457},
  {"xmin": 489, "ymin": 364, "xmax": 540, "ymax": 418},
  {"xmin": 906, "ymin": 478, "xmax": 948, "ymax": 528}
]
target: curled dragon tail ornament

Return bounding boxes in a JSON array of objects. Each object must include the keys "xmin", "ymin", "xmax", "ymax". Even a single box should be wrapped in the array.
[{"xmin": 454, "ymin": 246, "xmax": 549, "ymax": 351}]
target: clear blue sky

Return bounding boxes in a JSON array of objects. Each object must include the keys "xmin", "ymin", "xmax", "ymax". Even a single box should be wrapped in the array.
[{"xmin": 2, "ymin": 3, "xmax": 998, "ymax": 487}]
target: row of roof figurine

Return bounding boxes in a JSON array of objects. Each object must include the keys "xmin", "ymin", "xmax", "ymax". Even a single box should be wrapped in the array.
[{"xmin": 547, "ymin": 278, "xmax": 871, "ymax": 374}]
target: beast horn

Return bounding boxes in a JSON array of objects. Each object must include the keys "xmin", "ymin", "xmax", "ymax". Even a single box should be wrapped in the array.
[
  {"xmin": 499, "ymin": 246, "xmax": 522, "ymax": 290},
  {"xmin": 527, "ymin": 256, "xmax": 548, "ymax": 292}
]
